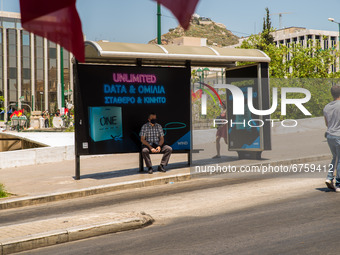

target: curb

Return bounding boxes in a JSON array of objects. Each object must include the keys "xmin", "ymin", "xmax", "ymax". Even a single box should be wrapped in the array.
[
  {"xmin": 0, "ymin": 212, "xmax": 154, "ymax": 255},
  {"xmin": 0, "ymin": 174, "xmax": 191, "ymax": 210},
  {"xmin": 0, "ymin": 154, "xmax": 331, "ymax": 210}
]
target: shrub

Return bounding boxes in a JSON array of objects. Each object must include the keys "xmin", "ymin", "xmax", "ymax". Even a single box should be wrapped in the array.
[{"xmin": 0, "ymin": 184, "xmax": 8, "ymax": 198}]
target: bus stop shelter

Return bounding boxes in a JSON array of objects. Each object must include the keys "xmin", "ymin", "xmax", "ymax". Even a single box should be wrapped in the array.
[
  {"xmin": 74, "ymin": 41, "xmax": 271, "ymax": 179},
  {"xmin": 84, "ymin": 41, "xmax": 270, "ymax": 67}
]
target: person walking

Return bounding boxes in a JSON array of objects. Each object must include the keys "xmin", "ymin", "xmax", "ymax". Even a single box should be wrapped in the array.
[{"xmin": 324, "ymin": 85, "xmax": 340, "ymax": 192}]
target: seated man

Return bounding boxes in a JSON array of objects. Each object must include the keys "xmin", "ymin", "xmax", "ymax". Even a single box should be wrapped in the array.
[{"xmin": 140, "ymin": 113, "xmax": 172, "ymax": 174}]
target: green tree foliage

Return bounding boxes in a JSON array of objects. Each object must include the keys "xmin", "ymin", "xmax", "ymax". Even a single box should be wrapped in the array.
[
  {"xmin": 261, "ymin": 7, "xmax": 274, "ymax": 48},
  {"xmin": 240, "ymin": 35, "xmax": 340, "ymax": 78},
  {"xmin": 0, "ymin": 96, "xmax": 4, "ymax": 111},
  {"xmin": 238, "ymin": 8, "xmax": 340, "ymax": 119},
  {"xmin": 240, "ymin": 34, "xmax": 340, "ymax": 118}
]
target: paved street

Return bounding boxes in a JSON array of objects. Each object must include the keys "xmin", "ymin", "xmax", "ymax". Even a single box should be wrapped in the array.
[{"xmin": 7, "ymin": 160, "xmax": 339, "ymax": 255}]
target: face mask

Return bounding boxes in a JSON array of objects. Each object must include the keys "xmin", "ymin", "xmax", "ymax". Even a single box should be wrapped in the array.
[{"xmin": 150, "ymin": 119, "xmax": 157, "ymax": 124}]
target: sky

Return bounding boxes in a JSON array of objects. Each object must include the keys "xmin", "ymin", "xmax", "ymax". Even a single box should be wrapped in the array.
[{"xmin": 3, "ymin": 0, "xmax": 340, "ymax": 43}]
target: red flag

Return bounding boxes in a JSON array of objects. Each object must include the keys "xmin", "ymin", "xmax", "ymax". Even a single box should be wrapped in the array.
[
  {"xmin": 10, "ymin": 109, "xmax": 24, "ymax": 118},
  {"xmin": 10, "ymin": 111, "xmax": 18, "ymax": 119},
  {"xmin": 155, "ymin": 0, "xmax": 199, "ymax": 30},
  {"xmin": 19, "ymin": 0, "xmax": 85, "ymax": 62},
  {"xmin": 17, "ymin": 109, "xmax": 24, "ymax": 117}
]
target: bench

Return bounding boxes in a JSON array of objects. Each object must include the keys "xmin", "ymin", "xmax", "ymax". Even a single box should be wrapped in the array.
[{"xmin": 139, "ymin": 149, "xmax": 204, "ymax": 172}]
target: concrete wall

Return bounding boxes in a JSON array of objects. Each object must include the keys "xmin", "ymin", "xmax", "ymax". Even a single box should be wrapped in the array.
[
  {"xmin": 172, "ymin": 37, "xmax": 207, "ymax": 47},
  {"xmin": 0, "ymin": 145, "xmax": 75, "ymax": 169}
]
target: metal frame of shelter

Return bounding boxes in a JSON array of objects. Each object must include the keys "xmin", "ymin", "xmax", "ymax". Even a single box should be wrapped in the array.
[{"xmin": 73, "ymin": 41, "xmax": 271, "ymax": 180}]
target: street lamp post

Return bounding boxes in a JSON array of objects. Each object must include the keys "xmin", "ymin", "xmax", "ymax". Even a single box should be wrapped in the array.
[
  {"xmin": 157, "ymin": 3, "xmax": 161, "ymax": 45},
  {"xmin": 196, "ymin": 68, "xmax": 210, "ymax": 88},
  {"xmin": 328, "ymin": 18, "xmax": 340, "ymax": 70},
  {"xmin": 196, "ymin": 68, "xmax": 202, "ymax": 89},
  {"xmin": 203, "ymin": 67, "xmax": 210, "ymax": 83}
]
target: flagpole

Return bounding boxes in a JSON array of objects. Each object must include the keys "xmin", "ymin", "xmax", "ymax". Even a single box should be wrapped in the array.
[{"xmin": 157, "ymin": 3, "xmax": 161, "ymax": 44}]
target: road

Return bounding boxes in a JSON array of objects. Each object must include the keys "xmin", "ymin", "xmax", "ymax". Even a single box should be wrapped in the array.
[{"xmin": 5, "ymin": 160, "xmax": 339, "ymax": 255}]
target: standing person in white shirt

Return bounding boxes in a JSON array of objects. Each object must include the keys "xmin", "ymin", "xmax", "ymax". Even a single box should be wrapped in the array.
[{"xmin": 324, "ymin": 85, "xmax": 340, "ymax": 192}]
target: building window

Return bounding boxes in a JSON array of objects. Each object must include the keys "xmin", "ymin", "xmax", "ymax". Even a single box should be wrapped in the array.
[
  {"xmin": 307, "ymin": 35, "xmax": 313, "ymax": 47},
  {"xmin": 315, "ymin": 35, "xmax": 321, "ymax": 46},
  {"xmin": 9, "ymin": 67, "xmax": 17, "ymax": 79},
  {"xmin": 48, "ymin": 41, "xmax": 57, "ymax": 112},
  {"xmin": 21, "ymin": 31, "xmax": 31, "ymax": 107},
  {"xmin": 324, "ymin": 38, "xmax": 329, "ymax": 50},
  {"xmin": 35, "ymin": 35, "xmax": 44, "ymax": 111},
  {"xmin": 8, "ymin": 79, "xmax": 17, "ymax": 102},
  {"xmin": 22, "ymin": 68, "xmax": 30, "ymax": 79},
  {"xmin": 299, "ymin": 36, "xmax": 304, "ymax": 47},
  {"xmin": 331, "ymin": 37, "xmax": 336, "ymax": 48},
  {"xmin": 3, "ymin": 21, "xmax": 15, "ymax": 29},
  {"xmin": 15, "ymin": 19, "xmax": 22, "ymax": 29},
  {"xmin": 63, "ymin": 50, "xmax": 71, "ymax": 103},
  {"xmin": 22, "ymin": 33, "xmax": 29, "ymax": 46},
  {"xmin": 7, "ymin": 29, "xmax": 17, "ymax": 104}
]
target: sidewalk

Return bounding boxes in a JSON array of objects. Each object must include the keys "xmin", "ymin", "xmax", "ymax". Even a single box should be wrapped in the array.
[{"xmin": 0, "ymin": 212, "xmax": 153, "ymax": 254}]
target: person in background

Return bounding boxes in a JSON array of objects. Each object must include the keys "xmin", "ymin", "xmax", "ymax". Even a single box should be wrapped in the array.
[
  {"xmin": 213, "ymin": 104, "xmax": 228, "ymax": 159},
  {"xmin": 324, "ymin": 85, "xmax": 340, "ymax": 192},
  {"xmin": 140, "ymin": 113, "xmax": 172, "ymax": 174},
  {"xmin": 43, "ymin": 110, "xmax": 49, "ymax": 128}
]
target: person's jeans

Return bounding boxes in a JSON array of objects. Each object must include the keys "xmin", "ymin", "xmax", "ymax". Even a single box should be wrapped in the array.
[{"xmin": 326, "ymin": 134, "xmax": 340, "ymax": 185}]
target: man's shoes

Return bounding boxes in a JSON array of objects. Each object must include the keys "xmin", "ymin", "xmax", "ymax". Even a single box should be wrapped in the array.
[
  {"xmin": 148, "ymin": 168, "xmax": 153, "ymax": 174},
  {"xmin": 325, "ymin": 179, "xmax": 335, "ymax": 190},
  {"xmin": 158, "ymin": 164, "xmax": 166, "ymax": 172},
  {"xmin": 336, "ymin": 185, "xmax": 340, "ymax": 193}
]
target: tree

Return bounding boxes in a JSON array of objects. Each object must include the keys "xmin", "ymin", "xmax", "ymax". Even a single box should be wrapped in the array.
[
  {"xmin": 262, "ymin": 7, "xmax": 274, "ymax": 47},
  {"xmin": 240, "ymin": 35, "xmax": 340, "ymax": 78},
  {"xmin": 239, "ymin": 19, "xmax": 340, "ymax": 119},
  {"xmin": 0, "ymin": 96, "xmax": 4, "ymax": 111}
]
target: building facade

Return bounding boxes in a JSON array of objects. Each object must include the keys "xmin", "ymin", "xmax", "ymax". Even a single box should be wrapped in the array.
[
  {"xmin": 232, "ymin": 27, "xmax": 340, "ymax": 72},
  {"xmin": 272, "ymin": 27, "xmax": 339, "ymax": 72},
  {"xmin": 272, "ymin": 27, "xmax": 339, "ymax": 50},
  {"xmin": 0, "ymin": 11, "xmax": 73, "ymax": 120}
]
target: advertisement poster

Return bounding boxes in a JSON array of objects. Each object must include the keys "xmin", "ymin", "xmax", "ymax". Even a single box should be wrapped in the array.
[
  {"xmin": 227, "ymin": 84, "xmax": 261, "ymax": 150},
  {"xmin": 75, "ymin": 64, "xmax": 191, "ymax": 155},
  {"xmin": 225, "ymin": 64, "xmax": 271, "ymax": 152}
]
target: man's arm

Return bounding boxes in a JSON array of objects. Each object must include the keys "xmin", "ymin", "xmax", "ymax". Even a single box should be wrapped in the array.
[
  {"xmin": 141, "ymin": 136, "xmax": 154, "ymax": 151},
  {"xmin": 324, "ymin": 116, "xmax": 328, "ymax": 127},
  {"xmin": 155, "ymin": 136, "xmax": 164, "ymax": 153},
  {"xmin": 159, "ymin": 136, "xmax": 164, "ymax": 146}
]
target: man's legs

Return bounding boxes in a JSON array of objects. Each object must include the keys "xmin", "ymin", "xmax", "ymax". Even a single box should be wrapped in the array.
[
  {"xmin": 160, "ymin": 145, "xmax": 172, "ymax": 167},
  {"xmin": 334, "ymin": 137, "xmax": 340, "ymax": 186},
  {"xmin": 213, "ymin": 136, "xmax": 221, "ymax": 158},
  {"xmin": 142, "ymin": 147, "xmax": 152, "ymax": 168},
  {"xmin": 326, "ymin": 136, "xmax": 337, "ymax": 181}
]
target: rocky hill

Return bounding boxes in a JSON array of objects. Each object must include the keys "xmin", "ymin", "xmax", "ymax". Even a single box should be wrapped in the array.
[{"xmin": 148, "ymin": 16, "xmax": 239, "ymax": 47}]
